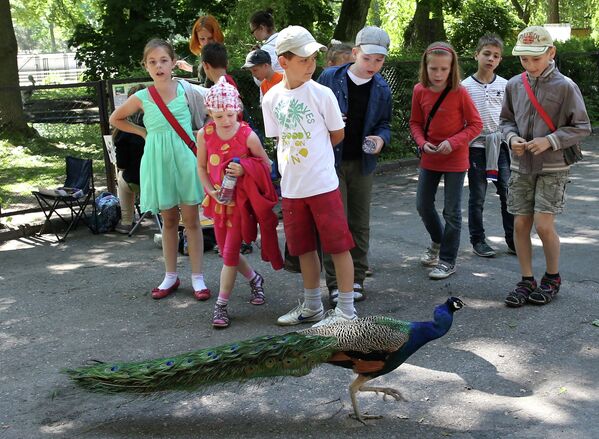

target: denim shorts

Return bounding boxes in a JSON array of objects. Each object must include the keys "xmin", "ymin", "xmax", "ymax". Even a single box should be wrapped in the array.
[{"xmin": 507, "ymin": 170, "xmax": 569, "ymax": 215}]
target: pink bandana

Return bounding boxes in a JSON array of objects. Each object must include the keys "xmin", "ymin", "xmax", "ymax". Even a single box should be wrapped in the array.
[{"xmin": 205, "ymin": 76, "xmax": 242, "ymax": 113}]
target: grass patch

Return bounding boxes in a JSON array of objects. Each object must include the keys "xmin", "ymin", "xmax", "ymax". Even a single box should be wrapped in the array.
[{"xmin": 0, "ymin": 123, "xmax": 105, "ymax": 211}]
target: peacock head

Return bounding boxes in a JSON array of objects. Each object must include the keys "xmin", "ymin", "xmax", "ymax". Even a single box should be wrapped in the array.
[{"xmin": 446, "ymin": 297, "xmax": 465, "ymax": 312}]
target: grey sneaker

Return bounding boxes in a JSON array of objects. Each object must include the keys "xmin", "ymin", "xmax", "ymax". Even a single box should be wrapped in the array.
[
  {"xmin": 473, "ymin": 241, "xmax": 496, "ymax": 257},
  {"xmin": 421, "ymin": 243, "xmax": 441, "ymax": 267},
  {"xmin": 312, "ymin": 307, "xmax": 357, "ymax": 327},
  {"xmin": 429, "ymin": 261, "xmax": 456, "ymax": 279},
  {"xmin": 276, "ymin": 302, "xmax": 324, "ymax": 326}
]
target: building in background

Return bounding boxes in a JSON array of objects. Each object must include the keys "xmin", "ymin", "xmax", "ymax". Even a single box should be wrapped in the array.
[{"xmin": 17, "ymin": 52, "xmax": 85, "ymax": 86}]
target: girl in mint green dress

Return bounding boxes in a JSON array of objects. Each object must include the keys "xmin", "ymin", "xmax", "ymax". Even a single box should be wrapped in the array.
[{"xmin": 109, "ymin": 39, "xmax": 212, "ymax": 301}]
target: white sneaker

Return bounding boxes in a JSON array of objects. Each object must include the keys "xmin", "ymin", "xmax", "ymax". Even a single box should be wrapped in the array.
[
  {"xmin": 429, "ymin": 261, "xmax": 456, "ymax": 279},
  {"xmin": 421, "ymin": 243, "xmax": 440, "ymax": 267},
  {"xmin": 312, "ymin": 307, "xmax": 357, "ymax": 327},
  {"xmin": 277, "ymin": 302, "xmax": 324, "ymax": 326}
]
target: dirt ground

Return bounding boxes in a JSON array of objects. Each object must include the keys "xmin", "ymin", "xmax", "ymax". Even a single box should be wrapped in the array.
[{"xmin": 1, "ymin": 137, "xmax": 598, "ymax": 439}]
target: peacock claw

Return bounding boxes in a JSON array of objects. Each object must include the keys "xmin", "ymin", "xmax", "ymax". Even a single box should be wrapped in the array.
[
  {"xmin": 349, "ymin": 412, "xmax": 383, "ymax": 424},
  {"xmin": 360, "ymin": 386, "xmax": 406, "ymax": 402}
]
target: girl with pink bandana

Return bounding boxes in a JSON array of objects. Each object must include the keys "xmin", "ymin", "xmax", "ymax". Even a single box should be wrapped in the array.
[{"xmin": 197, "ymin": 77, "xmax": 273, "ymax": 328}]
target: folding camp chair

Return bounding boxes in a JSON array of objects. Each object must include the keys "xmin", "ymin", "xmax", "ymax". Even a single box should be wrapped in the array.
[
  {"xmin": 32, "ymin": 156, "xmax": 97, "ymax": 242},
  {"xmin": 103, "ymin": 135, "xmax": 162, "ymax": 237}
]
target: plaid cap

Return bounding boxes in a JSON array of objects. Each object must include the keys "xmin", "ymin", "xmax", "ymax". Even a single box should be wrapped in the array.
[
  {"xmin": 204, "ymin": 76, "xmax": 242, "ymax": 113},
  {"xmin": 512, "ymin": 26, "xmax": 554, "ymax": 56}
]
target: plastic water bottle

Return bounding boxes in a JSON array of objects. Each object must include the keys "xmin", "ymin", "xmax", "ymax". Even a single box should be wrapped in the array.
[{"xmin": 218, "ymin": 157, "xmax": 240, "ymax": 204}]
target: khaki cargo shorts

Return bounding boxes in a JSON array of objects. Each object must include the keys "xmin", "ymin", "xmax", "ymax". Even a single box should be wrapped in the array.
[{"xmin": 507, "ymin": 170, "xmax": 570, "ymax": 215}]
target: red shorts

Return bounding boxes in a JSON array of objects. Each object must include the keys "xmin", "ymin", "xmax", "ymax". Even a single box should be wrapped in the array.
[{"xmin": 282, "ymin": 189, "xmax": 354, "ymax": 257}]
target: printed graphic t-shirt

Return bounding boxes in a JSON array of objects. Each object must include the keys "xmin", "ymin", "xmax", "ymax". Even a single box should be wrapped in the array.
[{"xmin": 262, "ymin": 80, "xmax": 345, "ymax": 199}]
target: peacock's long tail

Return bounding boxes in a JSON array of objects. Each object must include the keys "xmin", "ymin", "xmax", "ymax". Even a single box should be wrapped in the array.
[{"xmin": 65, "ymin": 333, "xmax": 338, "ymax": 394}]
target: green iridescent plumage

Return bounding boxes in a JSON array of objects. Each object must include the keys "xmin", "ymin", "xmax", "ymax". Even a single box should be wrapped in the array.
[{"xmin": 66, "ymin": 333, "xmax": 338, "ymax": 394}]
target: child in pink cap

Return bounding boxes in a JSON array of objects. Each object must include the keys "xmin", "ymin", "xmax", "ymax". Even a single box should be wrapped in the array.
[{"xmin": 197, "ymin": 77, "xmax": 281, "ymax": 328}]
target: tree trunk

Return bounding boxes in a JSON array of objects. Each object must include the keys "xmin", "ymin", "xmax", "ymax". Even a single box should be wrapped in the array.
[
  {"xmin": 0, "ymin": 0, "xmax": 32, "ymax": 136},
  {"xmin": 333, "ymin": 0, "xmax": 372, "ymax": 43},
  {"xmin": 403, "ymin": 0, "xmax": 447, "ymax": 51},
  {"xmin": 547, "ymin": 0, "xmax": 560, "ymax": 23},
  {"xmin": 510, "ymin": 0, "xmax": 539, "ymax": 25}
]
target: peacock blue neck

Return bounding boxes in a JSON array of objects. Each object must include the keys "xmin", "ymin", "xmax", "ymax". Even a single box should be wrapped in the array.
[{"xmin": 378, "ymin": 304, "xmax": 455, "ymax": 374}]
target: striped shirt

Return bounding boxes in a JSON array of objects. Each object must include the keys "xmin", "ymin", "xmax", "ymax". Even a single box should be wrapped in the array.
[{"xmin": 462, "ymin": 74, "xmax": 507, "ymax": 148}]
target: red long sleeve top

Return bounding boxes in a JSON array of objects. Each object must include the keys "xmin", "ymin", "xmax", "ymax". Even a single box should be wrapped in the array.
[{"xmin": 410, "ymin": 83, "xmax": 482, "ymax": 172}]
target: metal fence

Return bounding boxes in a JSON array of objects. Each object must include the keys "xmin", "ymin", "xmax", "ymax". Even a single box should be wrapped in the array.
[{"xmin": 1, "ymin": 52, "xmax": 597, "ymax": 221}]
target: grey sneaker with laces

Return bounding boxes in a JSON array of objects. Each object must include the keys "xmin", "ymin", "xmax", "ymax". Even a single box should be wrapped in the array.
[
  {"xmin": 276, "ymin": 302, "xmax": 324, "ymax": 326},
  {"xmin": 421, "ymin": 243, "xmax": 441, "ymax": 267},
  {"xmin": 429, "ymin": 261, "xmax": 456, "ymax": 279}
]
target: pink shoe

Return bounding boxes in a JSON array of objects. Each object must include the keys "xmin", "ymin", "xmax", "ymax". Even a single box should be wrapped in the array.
[
  {"xmin": 194, "ymin": 288, "xmax": 212, "ymax": 301},
  {"xmin": 151, "ymin": 278, "xmax": 180, "ymax": 300}
]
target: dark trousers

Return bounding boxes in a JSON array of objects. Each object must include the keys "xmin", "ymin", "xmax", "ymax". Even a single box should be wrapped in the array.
[
  {"xmin": 324, "ymin": 160, "xmax": 373, "ymax": 290},
  {"xmin": 467, "ymin": 145, "xmax": 514, "ymax": 245},
  {"xmin": 416, "ymin": 168, "xmax": 466, "ymax": 266}
]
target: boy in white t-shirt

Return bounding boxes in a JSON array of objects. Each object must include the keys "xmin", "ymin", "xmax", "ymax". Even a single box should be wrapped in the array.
[
  {"xmin": 462, "ymin": 34, "xmax": 515, "ymax": 258},
  {"xmin": 262, "ymin": 25, "xmax": 357, "ymax": 327}
]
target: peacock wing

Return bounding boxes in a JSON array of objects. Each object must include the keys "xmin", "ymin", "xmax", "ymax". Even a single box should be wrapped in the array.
[{"xmin": 299, "ymin": 316, "xmax": 410, "ymax": 354}]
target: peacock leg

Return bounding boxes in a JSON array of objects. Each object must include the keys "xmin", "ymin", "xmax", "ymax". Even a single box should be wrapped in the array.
[
  {"xmin": 348, "ymin": 375, "xmax": 383, "ymax": 424},
  {"xmin": 359, "ymin": 386, "xmax": 406, "ymax": 402}
]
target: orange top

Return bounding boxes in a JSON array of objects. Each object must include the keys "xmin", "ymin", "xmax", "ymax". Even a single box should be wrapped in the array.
[{"xmin": 260, "ymin": 72, "xmax": 284, "ymax": 97}]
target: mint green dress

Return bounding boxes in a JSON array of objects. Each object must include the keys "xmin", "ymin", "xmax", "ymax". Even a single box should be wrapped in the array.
[{"xmin": 135, "ymin": 84, "xmax": 203, "ymax": 213}]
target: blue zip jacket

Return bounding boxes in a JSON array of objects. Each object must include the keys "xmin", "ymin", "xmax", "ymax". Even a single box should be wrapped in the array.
[{"xmin": 317, "ymin": 63, "xmax": 392, "ymax": 175}]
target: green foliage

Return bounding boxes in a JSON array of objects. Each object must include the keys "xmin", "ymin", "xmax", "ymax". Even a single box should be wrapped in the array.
[
  {"xmin": 0, "ymin": 125, "xmax": 103, "ymax": 206},
  {"xmin": 11, "ymin": 0, "xmax": 100, "ymax": 52},
  {"xmin": 224, "ymin": 0, "xmax": 335, "ymax": 69},
  {"xmin": 371, "ymin": 0, "xmax": 415, "ymax": 52},
  {"xmin": 554, "ymin": 37, "xmax": 599, "ymax": 53},
  {"xmin": 68, "ymin": 0, "xmax": 234, "ymax": 80},
  {"xmin": 448, "ymin": 0, "xmax": 524, "ymax": 54}
]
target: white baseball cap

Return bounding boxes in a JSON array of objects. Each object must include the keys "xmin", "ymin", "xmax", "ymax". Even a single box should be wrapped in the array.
[
  {"xmin": 512, "ymin": 26, "xmax": 554, "ymax": 56},
  {"xmin": 355, "ymin": 26, "xmax": 390, "ymax": 56},
  {"xmin": 275, "ymin": 25, "xmax": 326, "ymax": 57}
]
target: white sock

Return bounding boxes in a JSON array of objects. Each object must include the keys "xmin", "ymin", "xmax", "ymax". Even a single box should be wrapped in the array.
[
  {"xmin": 191, "ymin": 273, "xmax": 207, "ymax": 291},
  {"xmin": 158, "ymin": 272, "xmax": 178, "ymax": 290},
  {"xmin": 336, "ymin": 291, "xmax": 355, "ymax": 317},
  {"xmin": 303, "ymin": 288, "xmax": 322, "ymax": 311}
]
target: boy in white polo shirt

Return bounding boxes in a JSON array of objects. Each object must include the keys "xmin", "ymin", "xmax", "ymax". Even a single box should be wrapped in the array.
[
  {"xmin": 462, "ymin": 34, "xmax": 515, "ymax": 258},
  {"xmin": 262, "ymin": 25, "xmax": 357, "ymax": 326}
]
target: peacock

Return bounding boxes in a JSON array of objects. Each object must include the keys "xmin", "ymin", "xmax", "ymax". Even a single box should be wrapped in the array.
[{"xmin": 66, "ymin": 297, "xmax": 464, "ymax": 422}]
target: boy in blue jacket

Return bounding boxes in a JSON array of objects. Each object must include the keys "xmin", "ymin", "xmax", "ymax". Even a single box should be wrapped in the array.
[{"xmin": 317, "ymin": 26, "xmax": 392, "ymax": 304}]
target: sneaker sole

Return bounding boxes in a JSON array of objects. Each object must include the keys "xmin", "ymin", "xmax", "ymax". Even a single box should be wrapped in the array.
[
  {"xmin": 429, "ymin": 271, "xmax": 456, "ymax": 280},
  {"xmin": 473, "ymin": 249, "xmax": 496, "ymax": 257}
]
